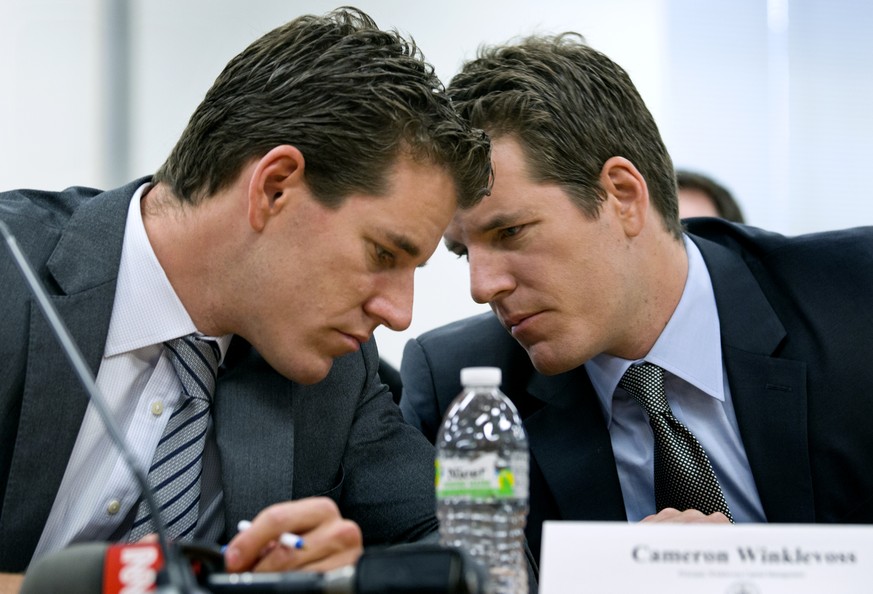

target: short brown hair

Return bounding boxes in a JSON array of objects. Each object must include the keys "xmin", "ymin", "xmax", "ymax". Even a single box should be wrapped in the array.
[
  {"xmin": 154, "ymin": 7, "xmax": 491, "ymax": 209},
  {"xmin": 449, "ymin": 33, "xmax": 681, "ymax": 237}
]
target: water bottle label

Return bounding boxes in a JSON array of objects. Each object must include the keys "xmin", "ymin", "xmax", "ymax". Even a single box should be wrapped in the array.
[{"xmin": 435, "ymin": 453, "xmax": 523, "ymax": 499}]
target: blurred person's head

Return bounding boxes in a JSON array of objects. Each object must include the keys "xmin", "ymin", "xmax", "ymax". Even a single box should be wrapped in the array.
[{"xmin": 676, "ymin": 170, "xmax": 745, "ymax": 223}]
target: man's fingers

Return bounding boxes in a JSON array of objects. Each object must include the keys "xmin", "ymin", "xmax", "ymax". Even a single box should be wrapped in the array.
[
  {"xmin": 252, "ymin": 516, "xmax": 362, "ymax": 572},
  {"xmin": 224, "ymin": 497, "xmax": 363, "ymax": 573},
  {"xmin": 640, "ymin": 508, "xmax": 732, "ymax": 524}
]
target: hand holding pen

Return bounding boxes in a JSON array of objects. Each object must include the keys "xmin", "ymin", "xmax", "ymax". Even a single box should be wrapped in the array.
[
  {"xmin": 223, "ymin": 496, "xmax": 363, "ymax": 573},
  {"xmin": 237, "ymin": 519, "xmax": 304, "ymax": 550}
]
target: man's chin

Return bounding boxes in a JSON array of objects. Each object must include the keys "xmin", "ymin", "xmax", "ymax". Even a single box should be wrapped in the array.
[
  {"xmin": 527, "ymin": 344, "xmax": 580, "ymax": 376},
  {"xmin": 293, "ymin": 367, "xmax": 333, "ymax": 385},
  {"xmin": 265, "ymin": 353, "xmax": 334, "ymax": 385}
]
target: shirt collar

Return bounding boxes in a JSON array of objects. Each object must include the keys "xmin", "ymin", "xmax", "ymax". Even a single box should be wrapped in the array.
[
  {"xmin": 103, "ymin": 183, "xmax": 231, "ymax": 360},
  {"xmin": 586, "ymin": 234, "xmax": 723, "ymax": 426}
]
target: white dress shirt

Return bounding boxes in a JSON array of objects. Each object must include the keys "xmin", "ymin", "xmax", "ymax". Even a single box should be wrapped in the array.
[
  {"xmin": 32, "ymin": 183, "xmax": 231, "ymax": 562},
  {"xmin": 585, "ymin": 235, "xmax": 767, "ymax": 522}
]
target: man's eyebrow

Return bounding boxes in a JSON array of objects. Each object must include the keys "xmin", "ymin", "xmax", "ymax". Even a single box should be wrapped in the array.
[
  {"xmin": 441, "ymin": 209, "xmax": 533, "ymax": 255},
  {"xmin": 385, "ymin": 231, "xmax": 420, "ymax": 258},
  {"xmin": 479, "ymin": 214, "xmax": 514, "ymax": 233},
  {"xmin": 479, "ymin": 209, "xmax": 533, "ymax": 233}
]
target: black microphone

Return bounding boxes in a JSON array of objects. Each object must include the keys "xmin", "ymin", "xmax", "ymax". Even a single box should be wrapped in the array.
[
  {"xmin": 207, "ymin": 545, "xmax": 485, "ymax": 593},
  {"xmin": 0, "ymin": 218, "xmax": 202, "ymax": 593},
  {"xmin": 20, "ymin": 542, "xmax": 486, "ymax": 594}
]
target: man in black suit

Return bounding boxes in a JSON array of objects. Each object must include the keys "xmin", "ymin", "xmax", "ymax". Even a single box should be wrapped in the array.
[
  {"xmin": 399, "ymin": 33, "xmax": 873, "ymax": 565},
  {"xmin": 0, "ymin": 7, "xmax": 491, "ymax": 586}
]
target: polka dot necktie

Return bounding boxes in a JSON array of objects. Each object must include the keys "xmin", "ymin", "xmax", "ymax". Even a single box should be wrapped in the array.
[
  {"xmin": 619, "ymin": 362, "xmax": 733, "ymax": 522},
  {"xmin": 128, "ymin": 335, "xmax": 220, "ymax": 542}
]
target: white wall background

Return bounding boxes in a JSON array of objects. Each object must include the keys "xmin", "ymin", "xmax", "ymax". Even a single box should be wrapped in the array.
[{"xmin": 2, "ymin": 0, "xmax": 871, "ymax": 366}]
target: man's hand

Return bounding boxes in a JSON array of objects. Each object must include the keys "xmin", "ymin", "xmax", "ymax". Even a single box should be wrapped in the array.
[
  {"xmin": 640, "ymin": 507, "xmax": 732, "ymax": 523},
  {"xmin": 223, "ymin": 497, "xmax": 363, "ymax": 573},
  {"xmin": 0, "ymin": 573, "xmax": 24, "ymax": 594}
]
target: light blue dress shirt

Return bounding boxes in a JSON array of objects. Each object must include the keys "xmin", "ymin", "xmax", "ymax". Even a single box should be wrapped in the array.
[{"xmin": 585, "ymin": 236, "xmax": 767, "ymax": 522}]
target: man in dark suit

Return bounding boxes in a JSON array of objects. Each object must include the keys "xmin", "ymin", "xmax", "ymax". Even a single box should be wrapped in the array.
[
  {"xmin": 0, "ymin": 7, "xmax": 491, "ymax": 585},
  {"xmin": 399, "ymin": 33, "xmax": 873, "ymax": 566}
]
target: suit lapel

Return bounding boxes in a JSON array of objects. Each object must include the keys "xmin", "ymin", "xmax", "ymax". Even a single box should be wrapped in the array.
[
  {"xmin": 524, "ymin": 368, "xmax": 626, "ymax": 521},
  {"xmin": 4, "ymin": 180, "xmax": 139, "ymax": 567},
  {"xmin": 693, "ymin": 234, "xmax": 815, "ymax": 522}
]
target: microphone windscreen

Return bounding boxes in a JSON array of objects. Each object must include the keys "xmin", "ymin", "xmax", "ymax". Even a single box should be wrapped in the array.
[{"xmin": 21, "ymin": 542, "xmax": 109, "ymax": 594}]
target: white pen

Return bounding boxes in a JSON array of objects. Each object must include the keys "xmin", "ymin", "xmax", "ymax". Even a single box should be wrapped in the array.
[{"xmin": 237, "ymin": 519, "xmax": 305, "ymax": 550}]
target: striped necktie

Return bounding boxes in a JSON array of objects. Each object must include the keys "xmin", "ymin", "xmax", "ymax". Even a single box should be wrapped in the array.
[
  {"xmin": 128, "ymin": 335, "xmax": 220, "ymax": 542},
  {"xmin": 620, "ymin": 362, "xmax": 733, "ymax": 522}
]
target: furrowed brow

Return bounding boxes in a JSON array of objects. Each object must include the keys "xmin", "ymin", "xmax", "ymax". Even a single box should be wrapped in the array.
[
  {"xmin": 480, "ymin": 213, "xmax": 516, "ymax": 233},
  {"xmin": 386, "ymin": 231, "xmax": 420, "ymax": 258}
]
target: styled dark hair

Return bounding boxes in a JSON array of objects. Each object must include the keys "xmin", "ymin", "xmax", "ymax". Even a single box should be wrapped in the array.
[
  {"xmin": 448, "ymin": 33, "xmax": 681, "ymax": 237},
  {"xmin": 676, "ymin": 169, "xmax": 745, "ymax": 223},
  {"xmin": 154, "ymin": 7, "xmax": 490, "ymax": 208}
]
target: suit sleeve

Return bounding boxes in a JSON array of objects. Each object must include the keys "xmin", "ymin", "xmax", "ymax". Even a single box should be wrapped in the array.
[
  {"xmin": 398, "ymin": 338, "xmax": 443, "ymax": 444},
  {"xmin": 339, "ymin": 340, "xmax": 439, "ymax": 547}
]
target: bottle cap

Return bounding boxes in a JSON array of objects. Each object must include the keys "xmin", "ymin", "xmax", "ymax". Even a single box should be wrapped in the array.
[{"xmin": 460, "ymin": 366, "xmax": 502, "ymax": 387}]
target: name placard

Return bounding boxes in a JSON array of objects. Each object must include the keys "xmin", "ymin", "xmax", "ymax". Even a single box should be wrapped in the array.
[{"xmin": 540, "ymin": 521, "xmax": 873, "ymax": 593}]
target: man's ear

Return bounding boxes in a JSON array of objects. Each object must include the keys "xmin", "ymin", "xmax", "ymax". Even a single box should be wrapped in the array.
[
  {"xmin": 599, "ymin": 156, "xmax": 648, "ymax": 237},
  {"xmin": 248, "ymin": 145, "xmax": 306, "ymax": 232}
]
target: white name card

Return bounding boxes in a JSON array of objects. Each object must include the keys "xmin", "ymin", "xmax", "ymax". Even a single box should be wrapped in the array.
[{"xmin": 540, "ymin": 521, "xmax": 873, "ymax": 593}]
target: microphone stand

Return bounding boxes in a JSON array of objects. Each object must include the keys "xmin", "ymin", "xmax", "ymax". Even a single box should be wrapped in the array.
[{"xmin": 1, "ymin": 219, "xmax": 203, "ymax": 594}]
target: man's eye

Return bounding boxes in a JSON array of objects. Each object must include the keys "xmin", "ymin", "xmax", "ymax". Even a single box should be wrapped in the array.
[
  {"xmin": 375, "ymin": 245, "xmax": 396, "ymax": 266},
  {"xmin": 498, "ymin": 225, "xmax": 523, "ymax": 240},
  {"xmin": 452, "ymin": 248, "xmax": 469, "ymax": 261}
]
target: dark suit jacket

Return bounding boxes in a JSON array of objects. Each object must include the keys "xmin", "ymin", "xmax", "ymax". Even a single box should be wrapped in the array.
[
  {"xmin": 378, "ymin": 358, "xmax": 403, "ymax": 405},
  {"xmin": 0, "ymin": 179, "xmax": 438, "ymax": 572},
  {"xmin": 400, "ymin": 219, "xmax": 873, "ymax": 564}
]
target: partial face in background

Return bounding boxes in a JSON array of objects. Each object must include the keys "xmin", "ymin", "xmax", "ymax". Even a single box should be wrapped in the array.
[
  {"xmin": 444, "ymin": 136, "xmax": 642, "ymax": 375},
  {"xmin": 245, "ymin": 155, "xmax": 457, "ymax": 384},
  {"xmin": 678, "ymin": 188, "xmax": 720, "ymax": 219}
]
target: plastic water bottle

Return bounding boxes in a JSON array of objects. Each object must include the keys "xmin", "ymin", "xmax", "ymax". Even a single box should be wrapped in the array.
[{"xmin": 436, "ymin": 367, "xmax": 529, "ymax": 594}]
